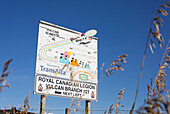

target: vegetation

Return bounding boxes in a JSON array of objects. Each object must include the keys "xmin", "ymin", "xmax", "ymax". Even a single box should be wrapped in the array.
[
  {"xmin": 0, "ymin": 59, "xmax": 12, "ymax": 93},
  {"xmin": 1, "ymin": 1, "xmax": 170, "ymax": 114}
]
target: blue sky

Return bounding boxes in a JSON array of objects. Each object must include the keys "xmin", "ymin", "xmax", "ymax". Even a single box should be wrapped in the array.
[{"xmin": 0, "ymin": 0, "xmax": 170, "ymax": 113}]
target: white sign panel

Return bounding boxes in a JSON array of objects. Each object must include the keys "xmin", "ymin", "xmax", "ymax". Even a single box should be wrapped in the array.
[
  {"xmin": 34, "ymin": 75, "xmax": 97, "ymax": 101},
  {"xmin": 34, "ymin": 21, "xmax": 98, "ymax": 100},
  {"xmin": 35, "ymin": 21, "xmax": 98, "ymax": 83}
]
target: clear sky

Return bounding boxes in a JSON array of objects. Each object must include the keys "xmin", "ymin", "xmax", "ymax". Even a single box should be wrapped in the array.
[{"xmin": 0, "ymin": 0, "xmax": 170, "ymax": 113}]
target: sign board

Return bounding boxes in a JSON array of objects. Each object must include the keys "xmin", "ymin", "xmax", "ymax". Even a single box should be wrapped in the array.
[
  {"xmin": 34, "ymin": 75, "xmax": 97, "ymax": 100},
  {"xmin": 34, "ymin": 20, "xmax": 98, "ymax": 100}
]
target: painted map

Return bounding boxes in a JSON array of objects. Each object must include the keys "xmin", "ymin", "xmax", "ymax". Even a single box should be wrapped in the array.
[{"xmin": 35, "ymin": 21, "xmax": 98, "ymax": 84}]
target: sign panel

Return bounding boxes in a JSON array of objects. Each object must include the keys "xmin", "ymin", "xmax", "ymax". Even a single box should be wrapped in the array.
[
  {"xmin": 35, "ymin": 21, "xmax": 98, "ymax": 83},
  {"xmin": 34, "ymin": 75, "xmax": 97, "ymax": 101},
  {"xmin": 34, "ymin": 21, "xmax": 98, "ymax": 100}
]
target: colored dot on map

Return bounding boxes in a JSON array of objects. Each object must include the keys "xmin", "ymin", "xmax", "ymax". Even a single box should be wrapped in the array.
[{"xmin": 68, "ymin": 51, "xmax": 72, "ymax": 55}]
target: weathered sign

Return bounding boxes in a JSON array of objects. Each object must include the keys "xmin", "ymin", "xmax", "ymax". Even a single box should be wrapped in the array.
[{"xmin": 34, "ymin": 20, "xmax": 98, "ymax": 100}]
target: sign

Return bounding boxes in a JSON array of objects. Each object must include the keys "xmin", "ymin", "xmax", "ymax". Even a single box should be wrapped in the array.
[
  {"xmin": 34, "ymin": 75, "xmax": 97, "ymax": 100},
  {"xmin": 34, "ymin": 20, "xmax": 98, "ymax": 100}
]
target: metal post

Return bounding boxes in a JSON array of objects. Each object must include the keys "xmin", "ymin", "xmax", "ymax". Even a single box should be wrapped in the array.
[
  {"xmin": 85, "ymin": 100, "xmax": 91, "ymax": 114},
  {"xmin": 65, "ymin": 108, "xmax": 70, "ymax": 114},
  {"xmin": 40, "ymin": 95, "xmax": 46, "ymax": 114}
]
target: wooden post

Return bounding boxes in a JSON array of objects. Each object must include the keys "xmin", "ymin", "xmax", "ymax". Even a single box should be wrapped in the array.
[
  {"xmin": 12, "ymin": 107, "xmax": 16, "ymax": 114},
  {"xmin": 65, "ymin": 108, "xmax": 70, "ymax": 114},
  {"xmin": 40, "ymin": 95, "xmax": 46, "ymax": 114},
  {"xmin": 85, "ymin": 100, "xmax": 91, "ymax": 114}
]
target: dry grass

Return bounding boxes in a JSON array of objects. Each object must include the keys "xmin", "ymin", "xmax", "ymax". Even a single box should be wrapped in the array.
[
  {"xmin": 99, "ymin": 54, "xmax": 128, "ymax": 85},
  {"xmin": 99, "ymin": 54, "xmax": 128, "ymax": 113},
  {"xmin": 130, "ymin": 2, "xmax": 170, "ymax": 113},
  {"xmin": 23, "ymin": 90, "xmax": 30, "ymax": 113},
  {"xmin": 15, "ymin": 90, "xmax": 33, "ymax": 114},
  {"xmin": 104, "ymin": 88, "xmax": 125, "ymax": 114},
  {"xmin": 137, "ymin": 40, "xmax": 170, "ymax": 114},
  {"xmin": 69, "ymin": 81, "xmax": 86, "ymax": 113},
  {"xmin": 1, "ymin": 90, "xmax": 35, "ymax": 114},
  {"xmin": 70, "ymin": 98, "xmax": 83, "ymax": 113},
  {"xmin": 0, "ymin": 59, "xmax": 12, "ymax": 93},
  {"xmin": 0, "ymin": 60, "xmax": 35, "ymax": 113},
  {"xmin": 61, "ymin": 64, "xmax": 84, "ymax": 113}
]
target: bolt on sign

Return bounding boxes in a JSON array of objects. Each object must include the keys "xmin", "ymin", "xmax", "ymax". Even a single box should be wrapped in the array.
[{"xmin": 34, "ymin": 20, "xmax": 98, "ymax": 101}]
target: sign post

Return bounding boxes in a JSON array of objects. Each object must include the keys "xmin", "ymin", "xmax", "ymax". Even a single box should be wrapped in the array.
[
  {"xmin": 40, "ymin": 95, "xmax": 46, "ymax": 114},
  {"xmin": 85, "ymin": 100, "xmax": 91, "ymax": 114},
  {"xmin": 65, "ymin": 108, "xmax": 70, "ymax": 114}
]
